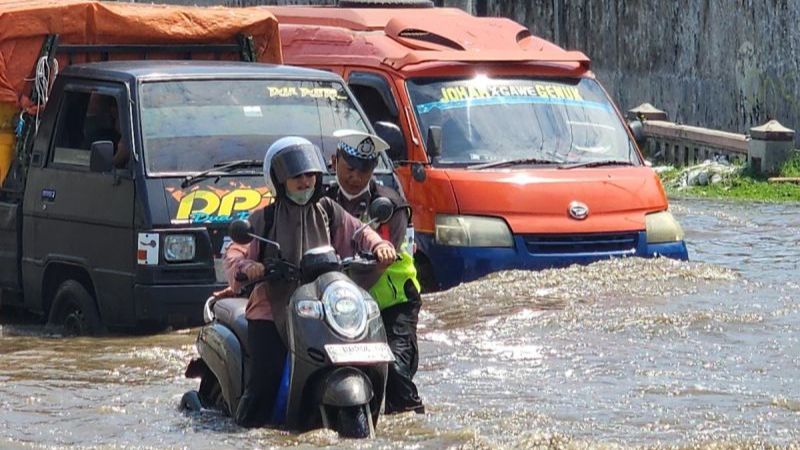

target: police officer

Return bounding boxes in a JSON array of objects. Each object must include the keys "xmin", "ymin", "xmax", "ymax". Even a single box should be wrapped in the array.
[{"xmin": 326, "ymin": 129, "xmax": 425, "ymax": 414}]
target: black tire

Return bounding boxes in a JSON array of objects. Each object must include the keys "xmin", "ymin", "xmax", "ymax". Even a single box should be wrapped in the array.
[
  {"xmin": 47, "ymin": 280, "xmax": 105, "ymax": 336},
  {"xmin": 339, "ymin": 0, "xmax": 434, "ymax": 8},
  {"xmin": 334, "ymin": 405, "xmax": 371, "ymax": 439},
  {"xmin": 180, "ymin": 390, "xmax": 203, "ymax": 412},
  {"xmin": 198, "ymin": 373, "xmax": 226, "ymax": 412}
]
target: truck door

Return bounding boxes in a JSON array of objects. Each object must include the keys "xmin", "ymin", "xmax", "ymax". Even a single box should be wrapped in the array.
[{"xmin": 22, "ymin": 82, "xmax": 135, "ymax": 324}]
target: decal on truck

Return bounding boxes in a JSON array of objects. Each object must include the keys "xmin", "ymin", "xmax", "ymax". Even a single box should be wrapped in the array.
[
  {"xmin": 415, "ymin": 82, "xmax": 610, "ymax": 114},
  {"xmin": 166, "ymin": 185, "xmax": 273, "ymax": 224},
  {"xmin": 267, "ymin": 86, "xmax": 343, "ymax": 99}
]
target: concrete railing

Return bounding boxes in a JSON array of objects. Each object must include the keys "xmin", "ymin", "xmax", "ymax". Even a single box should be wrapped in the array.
[
  {"xmin": 641, "ymin": 120, "xmax": 748, "ymax": 166},
  {"xmin": 629, "ymin": 103, "xmax": 796, "ymax": 175}
]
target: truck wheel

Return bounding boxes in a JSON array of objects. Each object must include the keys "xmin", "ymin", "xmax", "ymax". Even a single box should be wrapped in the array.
[
  {"xmin": 47, "ymin": 280, "xmax": 105, "ymax": 336},
  {"xmin": 339, "ymin": 0, "xmax": 434, "ymax": 8},
  {"xmin": 334, "ymin": 405, "xmax": 371, "ymax": 439}
]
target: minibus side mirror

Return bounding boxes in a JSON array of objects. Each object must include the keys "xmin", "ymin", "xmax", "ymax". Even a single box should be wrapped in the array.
[
  {"xmin": 374, "ymin": 121, "xmax": 406, "ymax": 161},
  {"xmin": 89, "ymin": 141, "xmax": 115, "ymax": 173},
  {"xmin": 628, "ymin": 119, "xmax": 646, "ymax": 147},
  {"xmin": 426, "ymin": 125, "xmax": 442, "ymax": 160}
]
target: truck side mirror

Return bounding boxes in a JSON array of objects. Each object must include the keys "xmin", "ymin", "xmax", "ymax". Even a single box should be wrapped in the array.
[
  {"xmin": 426, "ymin": 125, "xmax": 442, "ymax": 160},
  {"xmin": 374, "ymin": 121, "xmax": 406, "ymax": 161},
  {"xmin": 89, "ymin": 141, "xmax": 115, "ymax": 173},
  {"xmin": 628, "ymin": 119, "xmax": 646, "ymax": 147}
]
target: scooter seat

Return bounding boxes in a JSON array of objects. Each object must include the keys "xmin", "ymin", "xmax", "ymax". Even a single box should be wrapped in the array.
[{"xmin": 212, "ymin": 297, "xmax": 249, "ymax": 354}]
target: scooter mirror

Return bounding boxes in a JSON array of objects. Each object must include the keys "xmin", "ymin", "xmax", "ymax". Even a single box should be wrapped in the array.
[
  {"xmin": 228, "ymin": 219, "xmax": 254, "ymax": 245},
  {"xmin": 369, "ymin": 196, "xmax": 394, "ymax": 224}
]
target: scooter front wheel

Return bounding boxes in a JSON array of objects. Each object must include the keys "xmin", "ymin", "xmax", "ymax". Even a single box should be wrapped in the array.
[
  {"xmin": 180, "ymin": 390, "xmax": 203, "ymax": 412},
  {"xmin": 334, "ymin": 405, "xmax": 371, "ymax": 439}
]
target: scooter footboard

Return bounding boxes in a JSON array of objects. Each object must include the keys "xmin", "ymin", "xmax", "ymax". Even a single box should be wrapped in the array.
[{"xmin": 197, "ymin": 323, "xmax": 245, "ymax": 416}]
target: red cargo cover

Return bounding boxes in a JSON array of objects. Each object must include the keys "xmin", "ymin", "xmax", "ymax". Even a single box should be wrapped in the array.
[{"xmin": 0, "ymin": 0, "xmax": 282, "ymax": 106}]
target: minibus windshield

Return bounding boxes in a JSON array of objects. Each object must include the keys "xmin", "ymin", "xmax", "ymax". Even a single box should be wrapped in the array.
[
  {"xmin": 140, "ymin": 79, "xmax": 389, "ymax": 176},
  {"xmin": 407, "ymin": 76, "xmax": 639, "ymax": 167}
]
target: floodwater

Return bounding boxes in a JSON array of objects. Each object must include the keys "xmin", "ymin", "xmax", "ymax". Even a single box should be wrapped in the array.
[{"xmin": 1, "ymin": 198, "xmax": 799, "ymax": 449}]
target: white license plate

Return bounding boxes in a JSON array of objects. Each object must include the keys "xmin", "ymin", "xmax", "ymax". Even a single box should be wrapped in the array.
[
  {"xmin": 325, "ymin": 343, "xmax": 395, "ymax": 364},
  {"xmin": 214, "ymin": 258, "xmax": 227, "ymax": 283}
]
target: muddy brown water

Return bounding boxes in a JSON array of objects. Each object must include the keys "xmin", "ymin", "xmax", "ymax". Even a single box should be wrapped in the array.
[{"xmin": 1, "ymin": 198, "xmax": 799, "ymax": 449}]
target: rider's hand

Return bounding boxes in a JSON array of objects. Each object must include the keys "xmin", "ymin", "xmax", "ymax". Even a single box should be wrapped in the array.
[
  {"xmin": 242, "ymin": 261, "xmax": 265, "ymax": 280},
  {"xmin": 374, "ymin": 243, "xmax": 396, "ymax": 267}
]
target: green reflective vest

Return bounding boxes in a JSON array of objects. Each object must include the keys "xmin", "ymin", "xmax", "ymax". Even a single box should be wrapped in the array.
[{"xmin": 369, "ymin": 241, "xmax": 420, "ymax": 310}]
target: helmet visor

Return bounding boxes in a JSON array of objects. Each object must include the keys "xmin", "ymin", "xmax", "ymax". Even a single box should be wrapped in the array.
[{"xmin": 271, "ymin": 144, "xmax": 325, "ymax": 184}]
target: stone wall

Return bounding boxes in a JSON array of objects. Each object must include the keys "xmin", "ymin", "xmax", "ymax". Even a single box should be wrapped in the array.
[
  {"xmin": 127, "ymin": 0, "xmax": 800, "ymax": 140},
  {"xmin": 476, "ymin": 0, "xmax": 800, "ymax": 142}
]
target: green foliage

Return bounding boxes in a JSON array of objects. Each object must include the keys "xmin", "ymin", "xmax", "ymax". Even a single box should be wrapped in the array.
[
  {"xmin": 659, "ymin": 162, "xmax": 800, "ymax": 203},
  {"xmin": 780, "ymin": 152, "xmax": 800, "ymax": 177}
]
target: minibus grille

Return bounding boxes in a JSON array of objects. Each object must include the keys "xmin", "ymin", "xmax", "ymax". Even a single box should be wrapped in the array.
[{"xmin": 523, "ymin": 232, "xmax": 638, "ymax": 255}]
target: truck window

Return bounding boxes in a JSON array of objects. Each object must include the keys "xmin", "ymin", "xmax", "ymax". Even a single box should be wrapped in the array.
[
  {"xmin": 52, "ymin": 91, "xmax": 127, "ymax": 168},
  {"xmin": 348, "ymin": 72, "xmax": 400, "ymax": 128},
  {"xmin": 138, "ymin": 79, "xmax": 389, "ymax": 175},
  {"xmin": 407, "ymin": 77, "xmax": 639, "ymax": 166}
]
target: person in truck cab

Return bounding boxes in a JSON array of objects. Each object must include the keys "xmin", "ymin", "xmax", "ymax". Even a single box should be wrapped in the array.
[
  {"xmin": 223, "ymin": 137, "xmax": 397, "ymax": 427},
  {"xmin": 82, "ymin": 94, "xmax": 129, "ymax": 169},
  {"xmin": 325, "ymin": 130, "xmax": 425, "ymax": 415}
]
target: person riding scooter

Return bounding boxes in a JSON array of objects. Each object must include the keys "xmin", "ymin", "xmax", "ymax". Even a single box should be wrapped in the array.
[
  {"xmin": 325, "ymin": 130, "xmax": 425, "ymax": 414},
  {"xmin": 224, "ymin": 136, "xmax": 396, "ymax": 427}
]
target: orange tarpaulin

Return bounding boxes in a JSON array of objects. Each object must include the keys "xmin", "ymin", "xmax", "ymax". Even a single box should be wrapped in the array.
[{"xmin": 0, "ymin": 0, "xmax": 283, "ymax": 106}]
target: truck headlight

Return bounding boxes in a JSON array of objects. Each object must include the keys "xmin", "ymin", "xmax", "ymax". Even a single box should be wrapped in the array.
[
  {"xmin": 164, "ymin": 234, "xmax": 196, "ymax": 262},
  {"xmin": 435, "ymin": 214, "xmax": 513, "ymax": 247},
  {"xmin": 322, "ymin": 280, "xmax": 367, "ymax": 339},
  {"xmin": 645, "ymin": 211, "xmax": 685, "ymax": 243}
]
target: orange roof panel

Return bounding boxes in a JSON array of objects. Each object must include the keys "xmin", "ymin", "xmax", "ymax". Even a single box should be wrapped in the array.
[
  {"xmin": 272, "ymin": 6, "xmax": 589, "ymax": 72},
  {"xmin": 0, "ymin": 1, "xmax": 282, "ymax": 106}
]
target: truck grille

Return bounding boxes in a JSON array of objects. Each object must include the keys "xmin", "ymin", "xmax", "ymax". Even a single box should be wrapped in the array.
[{"xmin": 522, "ymin": 232, "xmax": 638, "ymax": 255}]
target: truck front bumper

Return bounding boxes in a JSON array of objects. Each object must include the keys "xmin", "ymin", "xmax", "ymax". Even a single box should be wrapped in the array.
[
  {"xmin": 418, "ymin": 231, "xmax": 689, "ymax": 290},
  {"xmin": 134, "ymin": 282, "xmax": 227, "ymax": 328}
]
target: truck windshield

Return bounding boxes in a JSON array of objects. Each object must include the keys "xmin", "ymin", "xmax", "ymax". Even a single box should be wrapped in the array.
[
  {"xmin": 407, "ymin": 77, "xmax": 639, "ymax": 167},
  {"xmin": 140, "ymin": 79, "xmax": 382, "ymax": 175}
]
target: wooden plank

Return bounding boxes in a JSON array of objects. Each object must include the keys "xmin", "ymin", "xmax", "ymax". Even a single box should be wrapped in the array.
[{"xmin": 767, "ymin": 177, "xmax": 800, "ymax": 184}]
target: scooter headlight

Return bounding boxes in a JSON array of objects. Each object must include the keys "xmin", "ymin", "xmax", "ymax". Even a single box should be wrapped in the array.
[{"xmin": 321, "ymin": 280, "xmax": 367, "ymax": 339}]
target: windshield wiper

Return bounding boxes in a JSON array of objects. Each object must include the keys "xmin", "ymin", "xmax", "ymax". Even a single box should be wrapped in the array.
[
  {"xmin": 466, "ymin": 157, "xmax": 560, "ymax": 170},
  {"xmin": 558, "ymin": 160, "xmax": 636, "ymax": 170},
  {"xmin": 181, "ymin": 159, "xmax": 263, "ymax": 189}
]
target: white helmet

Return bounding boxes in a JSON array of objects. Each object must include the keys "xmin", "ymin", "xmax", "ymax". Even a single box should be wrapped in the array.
[{"xmin": 263, "ymin": 137, "xmax": 325, "ymax": 197}]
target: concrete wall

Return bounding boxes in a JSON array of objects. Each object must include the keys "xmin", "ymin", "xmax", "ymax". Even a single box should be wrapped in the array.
[
  {"xmin": 475, "ymin": 0, "xmax": 800, "ymax": 142},
  {"xmin": 127, "ymin": 0, "xmax": 800, "ymax": 141}
]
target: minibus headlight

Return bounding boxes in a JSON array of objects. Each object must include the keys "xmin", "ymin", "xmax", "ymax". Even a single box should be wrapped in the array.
[
  {"xmin": 164, "ymin": 234, "xmax": 196, "ymax": 262},
  {"xmin": 645, "ymin": 211, "xmax": 685, "ymax": 243},
  {"xmin": 435, "ymin": 214, "xmax": 513, "ymax": 247}
]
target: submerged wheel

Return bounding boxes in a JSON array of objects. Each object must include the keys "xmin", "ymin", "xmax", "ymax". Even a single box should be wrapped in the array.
[
  {"xmin": 198, "ymin": 372, "xmax": 226, "ymax": 412},
  {"xmin": 339, "ymin": 0, "xmax": 434, "ymax": 8},
  {"xmin": 334, "ymin": 405, "xmax": 371, "ymax": 439},
  {"xmin": 180, "ymin": 390, "xmax": 203, "ymax": 412},
  {"xmin": 47, "ymin": 280, "xmax": 104, "ymax": 336}
]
